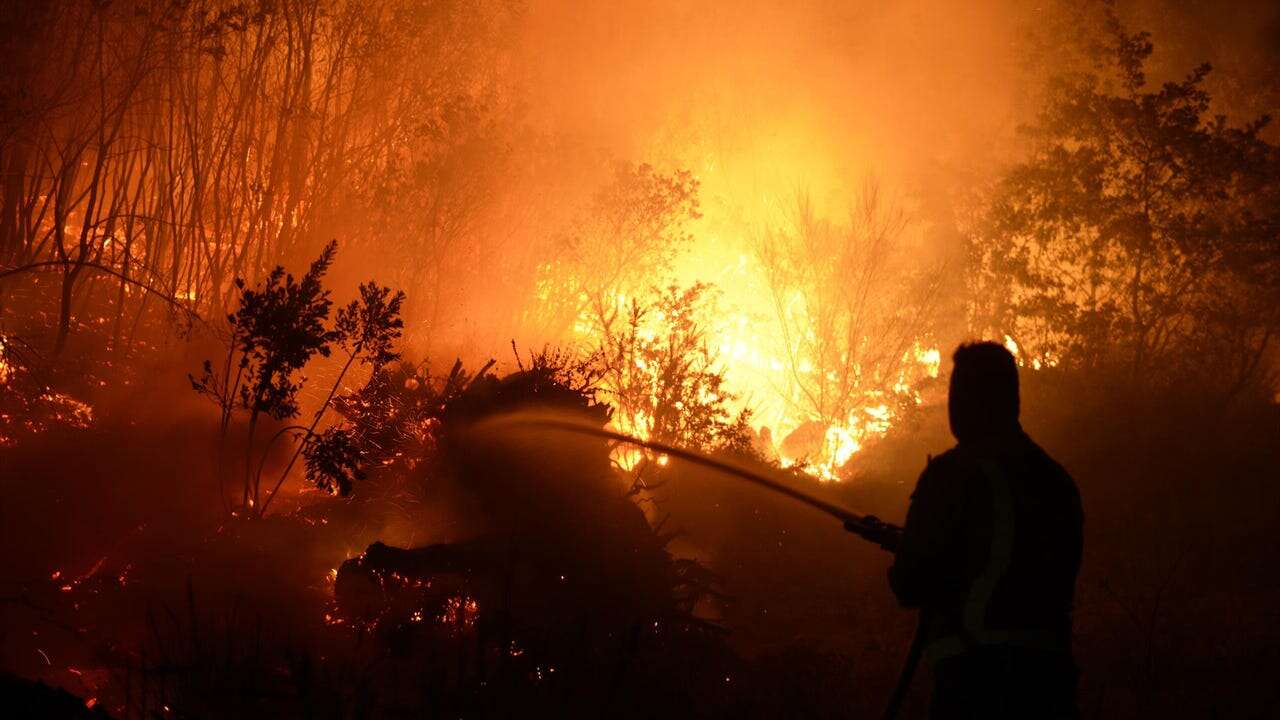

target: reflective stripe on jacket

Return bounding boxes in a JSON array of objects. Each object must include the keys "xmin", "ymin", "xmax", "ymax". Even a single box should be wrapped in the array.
[{"xmin": 888, "ymin": 431, "xmax": 1083, "ymax": 665}]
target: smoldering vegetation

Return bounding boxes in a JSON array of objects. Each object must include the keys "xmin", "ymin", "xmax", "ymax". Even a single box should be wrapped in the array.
[{"xmin": 2, "ymin": 0, "xmax": 1280, "ymax": 718}]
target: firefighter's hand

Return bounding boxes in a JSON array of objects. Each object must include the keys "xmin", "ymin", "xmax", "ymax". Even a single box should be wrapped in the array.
[{"xmin": 844, "ymin": 515, "xmax": 903, "ymax": 553}]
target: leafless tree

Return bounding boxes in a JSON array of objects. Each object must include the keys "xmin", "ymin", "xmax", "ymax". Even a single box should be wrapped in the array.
[{"xmin": 755, "ymin": 180, "xmax": 943, "ymax": 461}]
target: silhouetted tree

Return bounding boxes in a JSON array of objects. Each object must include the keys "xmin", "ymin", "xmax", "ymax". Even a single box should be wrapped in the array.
[
  {"xmin": 0, "ymin": 0, "xmax": 515, "ymax": 358},
  {"xmin": 191, "ymin": 240, "xmax": 339, "ymax": 512},
  {"xmin": 260, "ymin": 280, "xmax": 404, "ymax": 514},
  {"xmin": 974, "ymin": 12, "xmax": 1280, "ymax": 398},
  {"xmin": 193, "ymin": 240, "xmax": 406, "ymax": 516}
]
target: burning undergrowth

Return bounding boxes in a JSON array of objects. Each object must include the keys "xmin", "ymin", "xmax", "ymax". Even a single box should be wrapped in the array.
[
  {"xmin": 0, "ymin": 332, "xmax": 95, "ymax": 447},
  {"xmin": 0, "ymin": 343, "xmax": 778, "ymax": 718},
  {"xmin": 333, "ymin": 355, "xmax": 725, "ymax": 638}
]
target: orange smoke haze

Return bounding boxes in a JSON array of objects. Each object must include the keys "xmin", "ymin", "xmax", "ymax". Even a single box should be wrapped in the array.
[{"xmin": 307, "ymin": 0, "xmax": 1278, "ymax": 471}]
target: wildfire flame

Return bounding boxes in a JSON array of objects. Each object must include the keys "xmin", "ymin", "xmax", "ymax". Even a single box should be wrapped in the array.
[{"xmin": 580, "ymin": 286, "xmax": 941, "ymax": 479}]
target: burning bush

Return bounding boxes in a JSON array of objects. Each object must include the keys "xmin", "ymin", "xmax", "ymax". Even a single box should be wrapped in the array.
[{"xmin": 330, "ymin": 353, "xmax": 737, "ymax": 716}]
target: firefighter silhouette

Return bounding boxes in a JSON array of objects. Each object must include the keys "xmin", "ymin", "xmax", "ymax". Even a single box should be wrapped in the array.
[{"xmin": 889, "ymin": 342, "xmax": 1083, "ymax": 718}]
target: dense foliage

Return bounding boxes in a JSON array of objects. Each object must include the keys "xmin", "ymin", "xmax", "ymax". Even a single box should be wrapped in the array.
[
  {"xmin": 190, "ymin": 241, "xmax": 403, "ymax": 515},
  {"xmin": 973, "ymin": 13, "xmax": 1280, "ymax": 399}
]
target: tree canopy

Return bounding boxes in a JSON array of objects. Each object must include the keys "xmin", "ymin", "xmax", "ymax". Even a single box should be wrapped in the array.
[{"xmin": 974, "ymin": 13, "xmax": 1280, "ymax": 399}]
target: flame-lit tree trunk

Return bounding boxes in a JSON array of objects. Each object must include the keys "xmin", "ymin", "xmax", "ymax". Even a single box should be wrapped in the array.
[
  {"xmin": 0, "ymin": 0, "xmax": 520, "ymax": 390},
  {"xmin": 0, "ymin": 147, "xmax": 26, "ymax": 272},
  {"xmin": 46, "ymin": 2, "xmax": 160, "ymax": 355}
]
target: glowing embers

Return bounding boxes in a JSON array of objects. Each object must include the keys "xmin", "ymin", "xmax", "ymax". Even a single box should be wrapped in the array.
[
  {"xmin": 36, "ymin": 392, "xmax": 95, "ymax": 429},
  {"xmin": 0, "ymin": 333, "xmax": 96, "ymax": 446},
  {"xmin": 438, "ymin": 595, "xmax": 480, "ymax": 629},
  {"xmin": 49, "ymin": 557, "xmax": 125, "ymax": 597},
  {"xmin": 327, "ymin": 550, "xmax": 483, "ymax": 636},
  {"xmin": 0, "ymin": 335, "xmax": 10, "ymax": 385}
]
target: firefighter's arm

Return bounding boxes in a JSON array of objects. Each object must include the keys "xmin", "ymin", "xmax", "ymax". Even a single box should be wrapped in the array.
[{"xmin": 887, "ymin": 460, "xmax": 961, "ymax": 608}]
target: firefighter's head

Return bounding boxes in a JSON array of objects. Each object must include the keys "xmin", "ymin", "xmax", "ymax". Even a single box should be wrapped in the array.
[{"xmin": 948, "ymin": 341, "xmax": 1020, "ymax": 443}]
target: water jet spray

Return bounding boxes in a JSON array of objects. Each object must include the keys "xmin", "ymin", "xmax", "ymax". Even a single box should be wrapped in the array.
[{"xmin": 474, "ymin": 412, "xmax": 903, "ymax": 551}]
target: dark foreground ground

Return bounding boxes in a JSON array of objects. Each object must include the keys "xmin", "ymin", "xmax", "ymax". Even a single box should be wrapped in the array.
[{"xmin": 2, "ymin": 356, "xmax": 1278, "ymax": 719}]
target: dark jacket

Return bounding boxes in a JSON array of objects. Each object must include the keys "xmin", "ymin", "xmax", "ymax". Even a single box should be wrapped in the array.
[{"xmin": 889, "ymin": 429, "xmax": 1083, "ymax": 662}]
